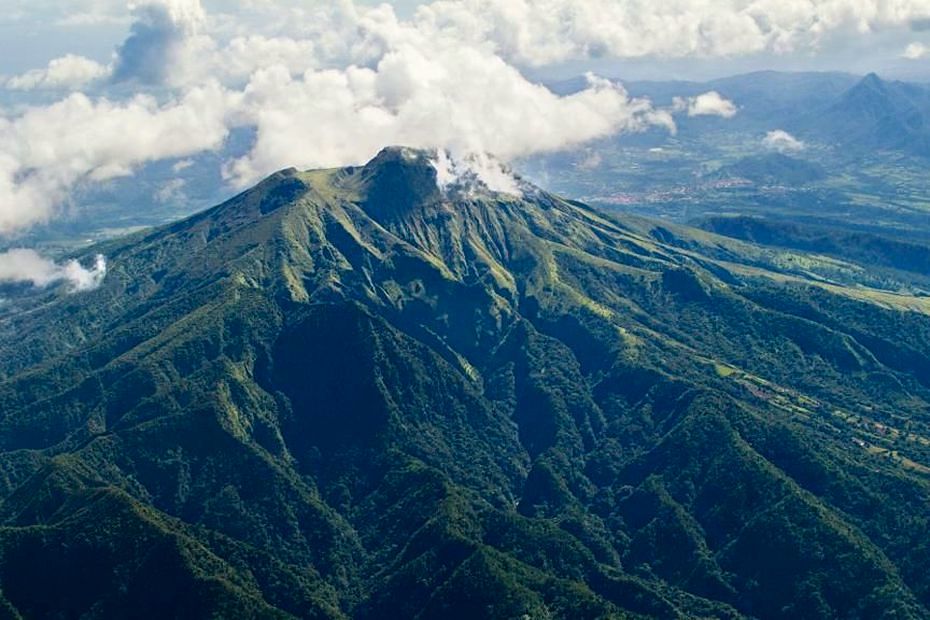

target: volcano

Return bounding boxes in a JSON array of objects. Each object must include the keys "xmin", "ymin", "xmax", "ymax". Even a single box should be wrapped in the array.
[{"xmin": 1, "ymin": 148, "xmax": 929, "ymax": 619}]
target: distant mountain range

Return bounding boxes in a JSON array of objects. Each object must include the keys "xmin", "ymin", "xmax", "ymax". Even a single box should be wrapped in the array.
[
  {"xmin": 795, "ymin": 73, "xmax": 930, "ymax": 158},
  {"xmin": 550, "ymin": 70, "xmax": 930, "ymax": 160},
  {"xmin": 1, "ymin": 148, "xmax": 930, "ymax": 618}
]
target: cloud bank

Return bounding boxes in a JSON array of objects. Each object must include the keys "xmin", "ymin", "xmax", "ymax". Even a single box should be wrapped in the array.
[
  {"xmin": 414, "ymin": 0, "xmax": 930, "ymax": 65},
  {"xmin": 0, "ymin": 250, "xmax": 107, "ymax": 291},
  {"xmin": 225, "ymin": 66, "xmax": 674, "ymax": 189}
]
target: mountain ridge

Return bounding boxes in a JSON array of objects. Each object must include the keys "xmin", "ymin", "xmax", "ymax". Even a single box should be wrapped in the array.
[{"xmin": 1, "ymin": 148, "xmax": 930, "ymax": 618}]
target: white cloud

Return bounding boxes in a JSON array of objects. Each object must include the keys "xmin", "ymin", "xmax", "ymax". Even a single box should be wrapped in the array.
[
  {"xmin": 155, "ymin": 178, "xmax": 188, "ymax": 203},
  {"xmin": 0, "ymin": 84, "xmax": 232, "ymax": 232},
  {"xmin": 172, "ymin": 158, "xmax": 195, "ymax": 172},
  {"xmin": 6, "ymin": 55, "xmax": 110, "ymax": 91},
  {"xmin": 224, "ymin": 53, "xmax": 675, "ymax": 189},
  {"xmin": 673, "ymin": 91, "xmax": 738, "ymax": 118},
  {"xmin": 414, "ymin": 0, "xmax": 930, "ymax": 66},
  {"xmin": 24, "ymin": 0, "xmax": 914, "ymax": 235},
  {"xmin": 432, "ymin": 149, "xmax": 522, "ymax": 195},
  {"xmin": 217, "ymin": 35, "xmax": 318, "ymax": 82},
  {"xmin": 112, "ymin": 0, "xmax": 206, "ymax": 84},
  {"xmin": 0, "ymin": 249, "xmax": 107, "ymax": 292},
  {"xmin": 763, "ymin": 129, "xmax": 806, "ymax": 153},
  {"xmin": 902, "ymin": 42, "xmax": 930, "ymax": 59}
]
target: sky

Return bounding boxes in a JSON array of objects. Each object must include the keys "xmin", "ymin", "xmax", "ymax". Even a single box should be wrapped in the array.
[{"xmin": 1, "ymin": 0, "xmax": 930, "ymax": 286}]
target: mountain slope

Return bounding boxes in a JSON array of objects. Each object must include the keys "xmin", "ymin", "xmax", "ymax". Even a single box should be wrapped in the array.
[{"xmin": 1, "ymin": 147, "xmax": 930, "ymax": 618}]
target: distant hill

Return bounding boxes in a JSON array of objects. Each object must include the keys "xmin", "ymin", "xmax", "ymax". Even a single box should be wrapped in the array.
[
  {"xmin": 549, "ymin": 71, "xmax": 930, "ymax": 160},
  {"xmin": 632, "ymin": 71, "xmax": 860, "ymax": 130},
  {"xmin": 791, "ymin": 73, "xmax": 930, "ymax": 158},
  {"xmin": 697, "ymin": 215, "xmax": 930, "ymax": 285},
  {"xmin": 708, "ymin": 152, "xmax": 827, "ymax": 186},
  {"xmin": 1, "ymin": 148, "xmax": 930, "ymax": 618}
]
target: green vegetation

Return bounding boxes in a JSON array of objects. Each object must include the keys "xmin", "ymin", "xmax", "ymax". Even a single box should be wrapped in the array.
[{"xmin": 1, "ymin": 147, "xmax": 930, "ymax": 618}]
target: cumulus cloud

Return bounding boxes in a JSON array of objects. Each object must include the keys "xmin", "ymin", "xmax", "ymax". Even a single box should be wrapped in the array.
[
  {"xmin": 673, "ymin": 91, "xmax": 738, "ymax": 118},
  {"xmin": 414, "ymin": 0, "xmax": 930, "ymax": 66},
  {"xmin": 6, "ymin": 54, "xmax": 110, "ymax": 91},
  {"xmin": 112, "ymin": 0, "xmax": 206, "ymax": 84},
  {"xmin": 0, "ymin": 84, "xmax": 232, "ymax": 232},
  {"xmin": 224, "ymin": 56, "xmax": 674, "ymax": 189},
  {"xmin": 216, "ymin": 35, "xmax": 318, "ymax": 82},
  {"xmin": 15, "ymin": 0, "xmax": 925, "ymax": 235},
  {"xmin": 0, "ymin": 250, "xmax": 107, "ymax": 292},
  {"xmin": 763, "ymin": 129, "xmax": 806, "ymax": 153},
  {"xmin": 902, "ymin": 42, "xmax": 930, "ymax": 59}
]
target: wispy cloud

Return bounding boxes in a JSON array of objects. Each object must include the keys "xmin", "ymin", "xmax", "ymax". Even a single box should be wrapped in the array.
[{"xmin": 902, "ymin": 42, "xmax": 930, "ymax": 60}]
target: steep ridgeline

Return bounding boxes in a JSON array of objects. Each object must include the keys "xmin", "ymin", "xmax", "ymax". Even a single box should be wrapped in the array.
[{"xmin": 2, "ymin": 147, "xmax": 930, "ymax": 619}]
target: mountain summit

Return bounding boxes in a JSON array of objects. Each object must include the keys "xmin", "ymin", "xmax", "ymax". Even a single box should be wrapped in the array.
[
  {"xmin": 1, "ymin": 150, "xmax": 930, "ymax": 618},
  {"xmin": 357, "ymin": 147, "xmax": 445, "ymax": 217}
]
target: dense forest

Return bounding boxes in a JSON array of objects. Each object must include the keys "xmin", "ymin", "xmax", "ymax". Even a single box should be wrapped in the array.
[{"xmin": 0, "ymin": 148, "xmax": 929, "ymax": 618}]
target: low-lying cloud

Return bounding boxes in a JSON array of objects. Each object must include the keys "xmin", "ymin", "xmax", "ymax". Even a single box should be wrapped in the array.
[
  {"xmin": 432, "ymin": 149, "xmax": 522, "ymax": 195},
  {"xmin": 763, "ymin": 129, "xmax": 806, "ymax": 153},
  {"xmin": 0, "ymin": 250, "xmax": 107, "ymax": 292},
  {"xmin": 674, "ymin": 91, "xmax": 738, "ymax": 118},
  {"xmin": 225, "ymin": 65, "xmax": 675, "ymax": 189}
]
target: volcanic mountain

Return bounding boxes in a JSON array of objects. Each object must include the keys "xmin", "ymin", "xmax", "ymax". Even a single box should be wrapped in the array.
[{"xmin": 1, "ymin": 147, "xmax": 930, "ymax": 619}]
